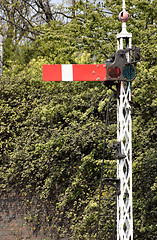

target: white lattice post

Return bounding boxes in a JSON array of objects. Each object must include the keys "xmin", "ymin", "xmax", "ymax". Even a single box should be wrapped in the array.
[{"xmin": 116, "ymin": 1, "xmax": 133, "ymax": 239}]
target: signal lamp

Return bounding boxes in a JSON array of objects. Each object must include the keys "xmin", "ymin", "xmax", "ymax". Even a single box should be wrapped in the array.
[
  {"xmin": 108, "ymin": 66, "xmax": 121, "ymax": 79},
  {"xmin": 122, "ymin": 64, "xmax": 136, "ymax": 80},
  {"xmin": 106, "ymin": 49, "xmax": 136, "ymax": 82}
]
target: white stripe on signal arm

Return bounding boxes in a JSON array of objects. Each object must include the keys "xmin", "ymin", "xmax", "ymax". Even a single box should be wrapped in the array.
[{"xmin": 61, "ymin": 64, "xmax": 73, "ymax": 81}]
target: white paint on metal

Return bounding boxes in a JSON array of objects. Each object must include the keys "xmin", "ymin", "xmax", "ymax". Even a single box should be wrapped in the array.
[
  {"xmin": 117, "ymin": 0, "xmax": 132, "ymax": 56},
  {"xmin": 122, "ymin": 0, "xmax": 126, "ymax": 10},
  {"xmin": 61, "ymin": 64, "xmax": 73, "ymax": 81},
  {"xmin": 117, "ymin": 1, "xmax": 133, "ymax": 239},
  {"xmin": 117, "ymin": 82, "xmax": 133, "ymax": 240}
]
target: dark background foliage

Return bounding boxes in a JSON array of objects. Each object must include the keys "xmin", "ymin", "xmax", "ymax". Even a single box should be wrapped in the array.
[{"xmin": 0, "ymin": 0, "xmax": 156, "ymax": 239}]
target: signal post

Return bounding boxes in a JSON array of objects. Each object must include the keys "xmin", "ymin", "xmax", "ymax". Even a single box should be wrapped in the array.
[{"xmin": 116, "ymin": 2, "xmax": 133, "ymax": 240}]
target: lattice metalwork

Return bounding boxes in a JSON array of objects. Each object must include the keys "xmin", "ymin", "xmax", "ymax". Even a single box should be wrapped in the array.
[
  {"xmin": 116, "ymin": 1, "xmax": 133, "ymax": 238},
  {"xmin": 117, "ymin": 82, "xmax": 133, "ymax": 240}
]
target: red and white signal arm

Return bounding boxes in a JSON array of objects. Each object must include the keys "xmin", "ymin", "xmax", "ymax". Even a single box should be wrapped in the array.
[{"xmin": 43, "ymin": 64, "xmax": 107, "ymax": 81}]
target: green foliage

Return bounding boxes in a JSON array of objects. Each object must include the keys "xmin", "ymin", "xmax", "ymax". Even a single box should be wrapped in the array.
[
  {"xmin": 0, "ymin": 65, "xmax": 117, "ymax": 238},
  {"xmin": 0, "ymin": 0, "xmax": 157, "ymax": 239}
]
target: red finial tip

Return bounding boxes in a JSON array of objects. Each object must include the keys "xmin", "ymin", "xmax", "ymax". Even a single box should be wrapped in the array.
[{"xmin": 119, "ymin": 10, "xmax": 130, "ymax": 22}]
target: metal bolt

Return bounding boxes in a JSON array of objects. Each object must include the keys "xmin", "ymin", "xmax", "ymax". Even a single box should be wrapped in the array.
[
  {"xmin": 96, "ymin": 77, "xmax": 100, "ymax": 81},
  {"xmin": 97, "ymin": 65, "xmax": 99, "ymax": 68},
  {"xmin": 92, "ymin": 71, "xmax": 95, "ymax": 74}
]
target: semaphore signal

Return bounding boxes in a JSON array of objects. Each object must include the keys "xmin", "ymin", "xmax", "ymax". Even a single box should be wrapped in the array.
[{"xmin": 42, "ymin": 1, "xmax": 141, "ymax": 239}]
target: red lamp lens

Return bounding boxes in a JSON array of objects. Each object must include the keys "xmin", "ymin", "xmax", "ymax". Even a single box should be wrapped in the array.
[{"xmin": 108, "ymin": 67, "xmax": 121, "ymax": 78}]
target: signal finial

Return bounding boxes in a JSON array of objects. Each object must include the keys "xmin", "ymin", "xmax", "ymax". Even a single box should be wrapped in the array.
[{"xmin": 119, "ymin": 11, "xmax": 130, "ymax": 22}]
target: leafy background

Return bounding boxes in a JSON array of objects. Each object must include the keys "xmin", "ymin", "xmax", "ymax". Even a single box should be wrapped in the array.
[{"xmin": 0, "ymin": 0, "xmax": 156, "ymax": 239}]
